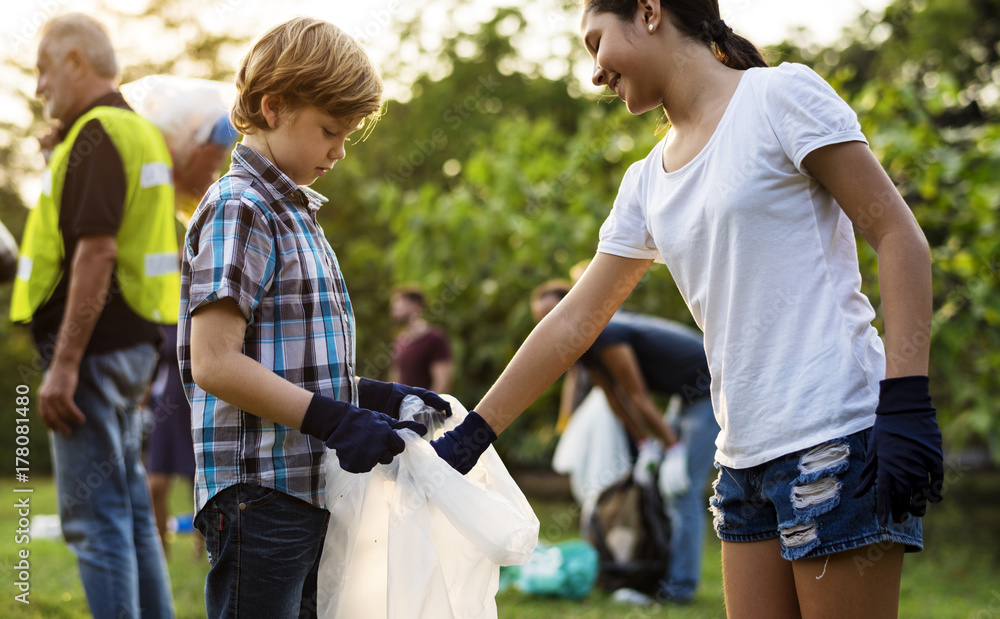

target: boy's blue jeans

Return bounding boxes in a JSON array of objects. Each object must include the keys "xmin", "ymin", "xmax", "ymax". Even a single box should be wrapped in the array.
[
  {"xmin": 51, "ymin": 342, "xmax": 174, "ymax": 618},
  {"xmin": 195, "ymin": 483, "xmax": 330, "ymax": 618},
  {"xmin": 663, "ymin": 394, "xmax": 719, "ymax": 602}
]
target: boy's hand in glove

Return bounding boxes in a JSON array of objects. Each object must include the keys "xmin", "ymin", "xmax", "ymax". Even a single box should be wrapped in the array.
[
  {"xmin": 853, "ymin": 376, "xmax": 944, "ymax": 526},
  {"xmin": 358, "ymin": 377, "xmax": 452, "ymax": 419},
  {"xmin": 300, "ymin": 393, "xmax": 426, "ymax": 473}
]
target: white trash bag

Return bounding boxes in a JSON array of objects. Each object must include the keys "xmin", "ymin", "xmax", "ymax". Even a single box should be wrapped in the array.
[
  {"xmin": 120, "ymin": 75, "xmax": 235, "ymax": 167},
  {"xmin": 551, "ymin": 387, "xmax": 632, "ymax": 506},
  {"xmin": 318, "ymin": 394, "xmax": 539, "ymax": 619}
]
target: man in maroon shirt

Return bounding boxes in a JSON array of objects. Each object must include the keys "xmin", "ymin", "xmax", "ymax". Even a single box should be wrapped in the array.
[{"xmin": 390, "ymin": 285, "xmax": 453, "ymax": 393}]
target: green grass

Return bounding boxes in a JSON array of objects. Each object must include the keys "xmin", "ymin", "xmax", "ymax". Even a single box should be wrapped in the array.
[
  {"xmin": 498, "ymin": 500, "xmax": 726, "ymax": 619},
  {"xmin": 2, "ymin": 477, "xmax": 209, "ymax": 618},
  {"xmin": 2, "ymin": 472, "xmax": 998, "ymax": 618}
]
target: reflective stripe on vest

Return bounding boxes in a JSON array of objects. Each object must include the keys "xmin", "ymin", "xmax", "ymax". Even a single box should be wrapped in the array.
[{"xmin": 10, "ymin": 106, "xmax": 179, "ymax": 324}]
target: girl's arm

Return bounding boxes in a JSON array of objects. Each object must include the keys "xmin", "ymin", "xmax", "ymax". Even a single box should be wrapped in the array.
[
  {"xmin": 802, "ymin": 141, "xmax": 931, "ymax": 377},
  {"xmin": 804, "ymin": 141, "xmax": 943, "ymax": 526},
  {"xmin": 475, "ymin": 252, "xmax": 654, "ymax": 433}
]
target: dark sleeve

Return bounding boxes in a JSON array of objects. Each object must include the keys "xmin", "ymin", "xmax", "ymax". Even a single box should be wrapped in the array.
[
  {"xmin": 588, "ymin": 321, "xmax": 630, "ymax": 357},
  {"xmin": 62, "ymin": 119, "xmax": 127, "ymax": 238},
  {"xmin": 579, "ymin": 321, "xmax": 629, "ymax": 371},
  {"xmin": 426, "ymin": 329, "xmax": 452, "ymax": 363}
]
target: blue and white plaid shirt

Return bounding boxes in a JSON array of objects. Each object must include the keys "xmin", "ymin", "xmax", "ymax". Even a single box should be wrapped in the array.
[{"xmin": 178, "ymin": 143, "xmax": 356, "ymax": 514}]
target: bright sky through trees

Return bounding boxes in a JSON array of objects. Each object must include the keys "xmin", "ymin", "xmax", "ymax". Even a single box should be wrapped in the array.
[{"xmin": 0, "ymin": 0, "xmax": 892, "ymax": 201}]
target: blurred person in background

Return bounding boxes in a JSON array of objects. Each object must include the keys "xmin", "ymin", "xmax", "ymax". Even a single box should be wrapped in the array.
[
  {"xmin": 122, "ymin": 75, "xmax": 241, "ymax": 224},
  {"xmin": 531, "ymin": 278, "xmax": 719, "ymax": 604},
  {"xmin": 122, "ymin": 75, "xmax": 240, "ymax": 558},
  {"xmin": 390, "ymin": 284, "xmax": 454, "ymax": 393},
  {"xmin": 11, "ymin": 13, "xmax": 177, "ymax": 618}
]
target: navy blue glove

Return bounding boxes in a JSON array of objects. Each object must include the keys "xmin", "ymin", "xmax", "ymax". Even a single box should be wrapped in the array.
[
  {"xmin": 357, "ymin": 377, "xmax": 452, "ymax": 419},
  {"xmin": 300, "ymin": 393, "xmax": 427, "ymax": 474},
  {"xmin": 430, "ymin": 411, "xmax": 497, "ymax": 475},
  {"xmin": 853, "ymin": 376, "xmax": 944, "ymax": 526}
]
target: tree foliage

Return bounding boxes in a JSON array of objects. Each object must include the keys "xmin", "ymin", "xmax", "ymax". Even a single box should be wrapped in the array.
[
  {"xmin": 319, "ymin": 0, "xmax": 1000, "ymax": 464},
  {"xmin": 776, "ymin": 0, "xmax": 1000, "ymax": 457},
  {"xmin": 0, "ymin": 0, "xmax": 996, "ymax": 471}
]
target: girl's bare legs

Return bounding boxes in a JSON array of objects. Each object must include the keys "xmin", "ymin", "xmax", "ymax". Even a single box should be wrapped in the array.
[
  {"xmin": 722, "ymin": 539, "xmax": 801, "ymax": 619},
  {"xmin": 722, "ymin": 539, "xmax": 904, "ymax": 619},
  {"xmin": 793, "ymin": 543, "xmax": 903, "ymax": 619}
]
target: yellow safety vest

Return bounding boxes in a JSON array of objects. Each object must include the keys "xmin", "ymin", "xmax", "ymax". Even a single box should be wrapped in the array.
[{"xmin": 10, "ymin": 106, "xmax": 179, "ymax": 325}]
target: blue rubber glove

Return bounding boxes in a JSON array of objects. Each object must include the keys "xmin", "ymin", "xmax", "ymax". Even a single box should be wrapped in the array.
[
  {"xmin": 299, "ymin": 393, "xmax": 426, "ymax": 474},
  {"xmin": 357, "ymin": 377, "xmax": 452, "ymax": 419},
  {"xmin": 853, "ymin": 376, "xmax": 944, "ymax": 526},
  {"xmin": 430, "ymin": 411, "xmax": 497, "ymax": 475}
]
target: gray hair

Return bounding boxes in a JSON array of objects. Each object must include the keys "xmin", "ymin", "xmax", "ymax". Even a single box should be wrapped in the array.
[{"xmin": 40, "ymin": 13, "xmax": 118, "ymax": 79}]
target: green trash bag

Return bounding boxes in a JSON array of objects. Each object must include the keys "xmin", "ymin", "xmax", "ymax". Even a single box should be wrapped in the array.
[{"xmin": 502, "ymin": 539, "xmax": 599, "ymax": 599}]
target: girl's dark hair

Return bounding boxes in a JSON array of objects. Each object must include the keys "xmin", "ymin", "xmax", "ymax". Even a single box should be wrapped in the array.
[{"xmin": 584, "ymin": 0, "xmax": 768, "ymax": 70}]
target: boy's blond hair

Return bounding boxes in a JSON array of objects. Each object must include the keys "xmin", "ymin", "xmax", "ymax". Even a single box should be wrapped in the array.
[{"xmin": 231, "ymin": 17, "xmax": 383, "ymax": 136}]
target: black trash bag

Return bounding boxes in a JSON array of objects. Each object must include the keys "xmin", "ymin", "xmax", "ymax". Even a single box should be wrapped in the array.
[{"xmin": 586, "ymin": 474, "xmax": 672, "ymax": 596}]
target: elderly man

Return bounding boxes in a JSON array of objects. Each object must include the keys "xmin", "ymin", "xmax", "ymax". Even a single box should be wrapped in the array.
[{"xmin": 11, "ymin": 14, "xmax": 176, "ymax": 618}]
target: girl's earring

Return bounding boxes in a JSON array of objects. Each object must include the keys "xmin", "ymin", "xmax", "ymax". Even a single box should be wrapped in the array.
[{"xmin": 648, "ymin": 24, "xmax": 654, "ymax": 32}]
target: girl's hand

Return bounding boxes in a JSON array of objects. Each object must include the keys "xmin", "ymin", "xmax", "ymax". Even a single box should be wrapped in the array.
[{"xmin": 853, "ymin": 375, "xmax": 944, "ymax": 526}]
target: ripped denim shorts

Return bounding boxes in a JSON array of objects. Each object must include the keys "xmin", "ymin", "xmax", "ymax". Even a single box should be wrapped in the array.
[{"xmin": 709, "ymin": 428, "xmax": 923, "ymax": 561}]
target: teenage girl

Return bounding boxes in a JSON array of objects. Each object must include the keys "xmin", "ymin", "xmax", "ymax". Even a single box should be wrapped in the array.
[{"xmin": 430, "ymin": 1, "xmax": 944, "ymax": 616}]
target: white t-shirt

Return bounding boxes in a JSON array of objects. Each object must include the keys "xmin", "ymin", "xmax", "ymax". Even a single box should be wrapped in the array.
[{"xmin": 598, "ymin": 62, "xmax": 884, "ymax": 469}]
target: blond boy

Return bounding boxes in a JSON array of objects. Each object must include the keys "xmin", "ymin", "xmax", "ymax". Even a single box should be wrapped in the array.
[{"xmin": 178, "ymin": 18, "xmax": 447, "ymax": 617}]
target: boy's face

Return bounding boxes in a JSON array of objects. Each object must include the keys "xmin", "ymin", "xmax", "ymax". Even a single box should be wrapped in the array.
[{"xmin": 262, "ymin": 104, "xmax": 361, "ymax": 186}]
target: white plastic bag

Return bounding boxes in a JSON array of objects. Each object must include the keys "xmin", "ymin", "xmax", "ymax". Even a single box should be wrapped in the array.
[
  {"xmin": 121, "ymin": 75, "xmax": 238, "ymax": 221},
  {"xmin": 551, "ymin": 387, "xmax": 632, "ymax": 505},
  {"xmin": 318, "ymin": 395, "xmax": 539, "ymax": 619},
  {"xmin": 658, "ymin": 443, "xmax": 691, "ymax": 498},
  {"xmin": 632, "ymin": 440, "xmax": 664, "ymax": 487},
  {"xmin": 120, "ymin": 75, "xmax": 235, "ymax": 167}
]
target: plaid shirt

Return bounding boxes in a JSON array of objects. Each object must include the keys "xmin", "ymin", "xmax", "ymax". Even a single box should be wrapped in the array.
[{"xmin": 178, "ymin": 143, "xmax": 356, "ymax": 514}]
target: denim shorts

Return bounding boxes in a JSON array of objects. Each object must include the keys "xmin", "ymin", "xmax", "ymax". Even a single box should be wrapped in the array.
[{"xmin": 709, "ymin": 428, "xmax": 923, "ymax": 561}]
